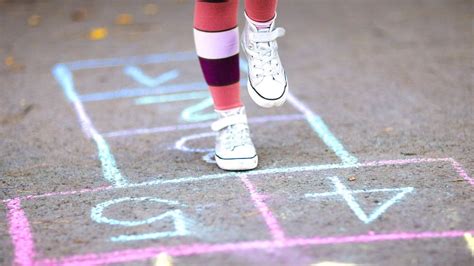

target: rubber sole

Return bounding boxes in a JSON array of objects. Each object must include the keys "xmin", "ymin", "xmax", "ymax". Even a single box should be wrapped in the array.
[
  {"xmin": 215, "ymin": 154, "xmax": 259, "ymax": 171},
  {"xmin": 247, "ymin": 79, "xmax": 288, "ymax": 108}
]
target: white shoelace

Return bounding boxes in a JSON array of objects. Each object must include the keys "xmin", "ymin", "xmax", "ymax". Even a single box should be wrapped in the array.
[
  {"xmin": 211, "ymin": 114, "xmax": 252, "ymax": 151},
  {"xmin": 220, "ymin": 124, "xmax": 252, "ymax": 151},
  {"xmin": 247, "ymin": 27, "xmax": 286, "ymax": 80}
]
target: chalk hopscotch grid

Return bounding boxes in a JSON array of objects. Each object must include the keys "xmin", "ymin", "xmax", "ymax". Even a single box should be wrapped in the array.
[
  {"xmin": 52, "ymin": 51, "xmax": 359, "ymax": 187},
  {"xmin": 3, "ymin": 52, "xmax": 473, "ymax": 265},
  {"xmin": 3, "ymin": 157, "xmax": 474, "ymax": 266}
]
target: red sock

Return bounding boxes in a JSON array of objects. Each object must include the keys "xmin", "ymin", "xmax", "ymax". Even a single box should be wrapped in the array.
[{"xmin": 245, "ymin": 0, "xmax": 278, "ymax": 22}]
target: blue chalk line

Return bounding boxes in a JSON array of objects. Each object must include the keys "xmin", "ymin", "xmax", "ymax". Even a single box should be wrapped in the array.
[
  {"xmin": 181, "ymin": 97, "xmax": 217, "ymax": 123},
  {"xmin": 52, "ymin": 64, "xmax": 128, "ymax": 187},
  {"xmin": 91, "ymin": 197, "xmax": 189, "ymax": 241},
  {"xmin": 124, "ymin": 66, "xmax": 179, "ymax": 87},
  {"xmin": 135, "ymin": 91, "xmax": 210, "ymax": 105}
]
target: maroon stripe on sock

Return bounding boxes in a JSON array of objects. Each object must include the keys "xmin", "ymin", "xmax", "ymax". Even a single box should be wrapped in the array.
[{"xmin": 198, "ymin": 54, "xmax": 240, "ymax": 86}]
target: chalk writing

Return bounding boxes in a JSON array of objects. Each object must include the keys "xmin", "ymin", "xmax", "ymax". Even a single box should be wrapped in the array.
[
  {"xmin": 306, "ymin": 176, "xmax": 414, "ymax": 224},
  {"xmin": 91, "ymin": 197, "xmax": 189, "ymax": 242}
]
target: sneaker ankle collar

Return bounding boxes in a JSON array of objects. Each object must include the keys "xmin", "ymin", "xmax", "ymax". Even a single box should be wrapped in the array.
[
  {"xmin": 244, "ymin": 12, "xmax": 277, "ymax": 29},
  {"xmin": 249, "ymin": 27, "xmax": 285, "ymax": 43},
  {"xmin": 211, "ymin": 114, "xmax": 248, "ymax": 132}
]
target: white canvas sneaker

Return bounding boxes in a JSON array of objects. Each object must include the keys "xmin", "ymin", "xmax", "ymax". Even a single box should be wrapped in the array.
[
  {"xmin": 241, "ymin": 12, "xmax": 288, "ymax": 108},
  {"xmin": 211, "ymin": 106, "xmax": 258, "ymax": 171}
]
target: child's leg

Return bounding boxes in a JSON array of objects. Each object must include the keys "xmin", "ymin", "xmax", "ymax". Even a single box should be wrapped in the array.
[
  {"xmin": 242, "ymin": 0, "xmax": 287, "ymax": 108},
  {"xmin": 193, "ymin": 0, "xmax": 241, "ymax": 111},
  {"xmin": 244, "ymin": 0, "xmax": 278, "ymax": 23},
  {"xmin": 193, "ymin": 1, "xmax": 258, "ymax": 171}
]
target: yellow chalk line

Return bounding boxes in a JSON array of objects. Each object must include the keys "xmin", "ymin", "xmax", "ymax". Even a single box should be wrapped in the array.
[
  {"xmin": 464, "ymin": 233, "xmax": 474, "ymax": 256},
  {"xmin": 154, "ymin": 252, "xmax": 173, "ymax": 266}
]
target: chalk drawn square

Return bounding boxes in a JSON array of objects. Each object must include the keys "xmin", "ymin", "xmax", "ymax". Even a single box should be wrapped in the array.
[
  {"xmin": 247, "ymin": 159, "xmax": 473, "ymax": 238},
  {"xmin": 54, "ymin": 52, "xmax": 211, "ymax": 133},
  {"xmin": 17, "ymin": 177, "xmax": 272, "ymax": 259},
  {"xmin": 105, "ymin": 120, "xmax": 341, "ymax": 184}
]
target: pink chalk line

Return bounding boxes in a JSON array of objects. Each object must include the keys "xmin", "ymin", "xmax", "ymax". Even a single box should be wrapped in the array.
[
  {"xmin": 363, "ymin": 157, "xmax": 474, "ymax": 185},
  {"xmin": 1, "ymin": 186, "xmax": 114, "ymax": 203},
  {"xmin": 447, "ymin": 158, "xmax": 474, "ymax": 185},
  {"xmin": 239, "ymin": 174, "xmax": 286, "ymax": 241},
  {"xmin": 5, "ymin": 198, "xmax": 36, "ymax": 266},
  {"xmin": 26, "ymin": 186, "xmax": 113, "ymax": 200},
  {"xmin": 102, "ymin": 114, "xmax": 305, "ymax": 138},
  {"xmin": 2, "ymin": 157, "xmax": 472, "ymax": 203},
  {"xmin": 35, "ymin": 230, "xmax": 474, "ymax": 266}
]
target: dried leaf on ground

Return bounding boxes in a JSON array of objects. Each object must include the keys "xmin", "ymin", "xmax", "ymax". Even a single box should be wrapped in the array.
[
  {"xmin": 144, "ymin": 3, "xmax": 159, "ymax": 15},
  {"xmin": 70, "ymin": 8, "xmax": 88, "ymax": 22},
  {"xmin": 4, "ymin": 56, "xmax": 25, "ymax": 71},
  {"xmin": 89, "ymin": 27, "xmax": 108, "ymax": 40},
  {"xmin": 115, "ymin": 13, "xmax": 134, "ymax": 25},
  {"xmin": 27, "ymin": 15, "xmax": 41, "ymax": 27}
]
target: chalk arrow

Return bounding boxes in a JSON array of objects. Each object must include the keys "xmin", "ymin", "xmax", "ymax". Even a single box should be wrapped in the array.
[
  {"xmin": 124, "ymin": 66, "xmax": 179, "ymax": 87},
  {"xmin": 306, "ymin": 176, "xmax": 414, "ymax": 224}
]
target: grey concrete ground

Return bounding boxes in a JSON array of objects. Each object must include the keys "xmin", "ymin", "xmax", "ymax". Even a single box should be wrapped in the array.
[{"xmin": 0, "ymin": 0, "xmax": 473, "ymax": 265}]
